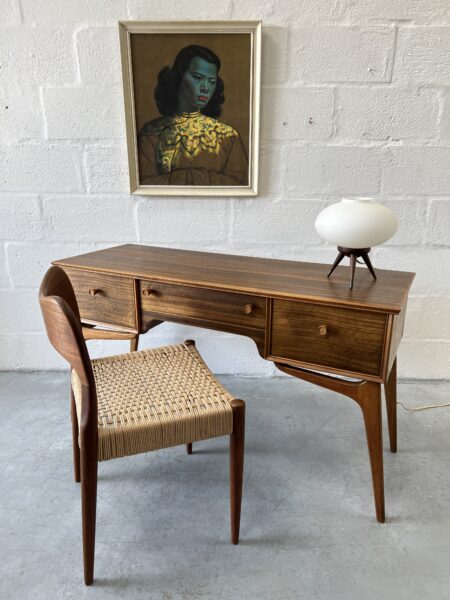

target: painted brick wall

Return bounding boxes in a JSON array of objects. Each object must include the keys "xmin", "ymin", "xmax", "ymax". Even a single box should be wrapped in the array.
[{"xmin": 1, "ymin": 0, "xmax": 449, "ymax": 378}]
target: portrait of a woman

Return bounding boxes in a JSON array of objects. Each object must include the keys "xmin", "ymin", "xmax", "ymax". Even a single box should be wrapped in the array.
[{"xmin": 137, "ymin": 45, "xmax": 249, "ymax": 186}]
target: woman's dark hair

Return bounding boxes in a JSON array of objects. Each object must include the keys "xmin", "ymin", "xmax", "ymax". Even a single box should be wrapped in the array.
[{"xmin": 154, "ymin": 45, "xmax": 225, "ymax": 117}]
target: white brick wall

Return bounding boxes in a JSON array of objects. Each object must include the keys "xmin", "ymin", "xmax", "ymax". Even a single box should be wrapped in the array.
[
  {"xmin": 0, "ymin": 27, "xmax": 78, "ymax": 85},
  {"xmin": 0, "ymin": 0, "xmax": 449, "ymax": 379},
  {"xmin": 261, "ymin": 27, "xmax": 289, "ymax": 84},
  {"xmin": 84, "ymin": 146, "xmax": 129, "ymax": 193},
  {"xmin": 285, "ymin": 146, "xmax": 386, "ymax": 195},
  {"xmin": 289, "ymin": 26, "xmax": 396, "ymax": 83},
  {"xmin": 230, "ymin": 0, "xmax": 342, "ymax": 23},
  {"xmin": 339, "ymin": 0, "xmax": 450, "ymax": 24},
  {"xmin": 261, "ymin": 87, "xmax": 333, "ymax": 140},
  {"xmin": 394, "ymin": 27, "xmax": 450, "ymax": 83},
  {"xmin": 0, "ymin": 195, "xmax": 42, "ymax": 241},
  {"xmin": 43, "ymin": 195, "xmax": 137, "ymax": 242},
  {"xmin": 382, "ymin": 147, "xmax": 450, "ymax": 195},
  {"xmin": 0, "ymin": 245, "xmax": 10, "ymax": 287},
  {"xmin": 0, "ymin": 145, "xmax": 84, "ymax": 193},
  {"xmin": 137, "ymin": 198, "xmax": 230, "ymax": 244},
  {"xmin": 382, "ymin": 198, "xmax": 427, "ymax": 246},
  {"xmin": 0, "ymin": 0, "xmax": 21, "ymax": 25},
  {"xmin": 44, "ymin": 86, "xmax": 124, "ymax": 139},
  {"xmin": 6, "ymin": 242, "xmax": 97, "ymax": 287},
  {"xmin": 439, "ymin": 91, "xmax": 450, "ymax": 141},
  {"xmin": 76, "ymin": 27, "xmax": 122, "ymax": 84},
  {"xmin": 20, "ymin": 0, "xmax": 128, "ymax": 24},
  {"xmin": 426, "ymin": 199, "xmax": 450, "ymax": 245},
  {"xmin": 372, "ymin": 247, "xmax": 450, "ymax": 295},
  {"xmin": 127, "ymin": 0, "xmax": 232, "ymax": 20},
  {"xmin": 0, "ymin": 84, "xmax": 45, "ymax": 143},
  {"xmin": 335, "ymin": 87, "xmax": 440, "ymax": 142},
  {"xmin": 231, "ymin": 198, "xmax": 328, "ymax": 246}
]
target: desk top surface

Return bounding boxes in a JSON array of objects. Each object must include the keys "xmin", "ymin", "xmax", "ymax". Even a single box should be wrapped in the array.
[{"xmin": 54, "ymin": 244, "xmax": 415, "ymax": 313}]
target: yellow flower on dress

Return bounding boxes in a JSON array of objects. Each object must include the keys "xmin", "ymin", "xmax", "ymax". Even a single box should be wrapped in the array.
[{"xmin": 140, "ymin": 111, "xmax": 238, "ymax": 173}]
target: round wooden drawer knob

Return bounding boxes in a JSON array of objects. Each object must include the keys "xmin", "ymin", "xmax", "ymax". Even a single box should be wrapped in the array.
[
  {"xmin": 142, "ymin": 288, "xmax": 155, "ymax": 297},
  {"xmin": 318, "ymin": 324, "xmax": 328, "ymax": 336},
  {"xmin": 88, "ymin": 288, "xmax": 101, "ymax": 296},
  {"xmin": 243, "ymin": 303, "xmax": 253, "ymax": 314}
]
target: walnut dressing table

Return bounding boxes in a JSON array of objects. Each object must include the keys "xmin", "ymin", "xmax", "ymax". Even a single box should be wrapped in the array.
[{"xmin": 53, "ymin": 244, "xmax": 415, "ymax": 523}]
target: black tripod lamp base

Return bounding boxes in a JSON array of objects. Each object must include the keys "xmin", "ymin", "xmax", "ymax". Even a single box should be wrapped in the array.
[{"xmin": 327, "ymin": 247, "xmax": 377, "ymax": 289}]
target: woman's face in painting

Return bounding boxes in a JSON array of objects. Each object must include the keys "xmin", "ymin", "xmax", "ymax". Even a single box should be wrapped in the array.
[{"xmin": 177, "ymin": 56, "xmax": 218, "ymax": 113}]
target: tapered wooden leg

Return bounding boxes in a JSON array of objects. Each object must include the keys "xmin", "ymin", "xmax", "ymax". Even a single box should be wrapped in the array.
[
  {"xmin": 130, "ymin": 335, "xmax": 139, "ymax": 352},
  {"xmin": 349, "ymin": 253, "xmax": 357, "ymax": 289},
  {"xmin": 70, "ymin": 387, "xmax": 80, "ymax": 483},
  {"xmin": 80, "ymin": 436, "xmax": 98, "ymax": 585},
  {"xmin": 359, "ymin": 382, "xmax": 385, "ymax": 523},
  {"xmin": 327, "ymin": 251, "xmax": 345, "ymax": 278},
  {"xmin": 361, "ymin": 252, "xmax": 377, "ymax": 281},
  {"xmin": 186, "ymin": 443, "xmax": 193, "ymax": 454},
  {"xmin": 384, "ymin": 358, "xmax": 397, "ymax": 453},
  {"xmin": 275, "ymin": 363, "xmax": 386, "ymax": 522},
  {"xmin": 230, "ymin": 399, "xmax": 245, "ymax": 545}
]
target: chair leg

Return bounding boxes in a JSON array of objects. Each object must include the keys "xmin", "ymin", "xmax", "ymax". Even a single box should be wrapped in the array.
[
  {"xmin": 80, "ymin": 441, "xmax": 98, "ymax": 585},
  {"xmin": 185, "ymin": 344, "xmax": 195, "ymax": 456},
  {"xmin": 70, "ymin": 387, "xmax": 80, "ymax": 483},
  {"xmin": 230, "ymin": 399, "xmax": 245, "ymax": 545}
]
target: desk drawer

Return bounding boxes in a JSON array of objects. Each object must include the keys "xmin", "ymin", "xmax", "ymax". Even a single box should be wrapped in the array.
[
  {"xmin": 140, "ymin": 281, "xmax": 265, "ymax": 332},
  {"xmin": 65, "ymin": 268, "xmax": 136, "ymax": 330},
  {"xmin": 271, "ymin": 300, "xmax": 387, "ymax": 377}
]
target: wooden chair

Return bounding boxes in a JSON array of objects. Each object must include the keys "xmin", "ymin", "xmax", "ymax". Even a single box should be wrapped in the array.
[{"xmin": 39, "ymin": 266, "xmax": 245, "ymax": 586}]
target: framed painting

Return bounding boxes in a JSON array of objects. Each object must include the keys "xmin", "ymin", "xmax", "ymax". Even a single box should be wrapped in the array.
[{"xmin": 119, "ymin": 20, "xmax": 261, "ymax": 196}]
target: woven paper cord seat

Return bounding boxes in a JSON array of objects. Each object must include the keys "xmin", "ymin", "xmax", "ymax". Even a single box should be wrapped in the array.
[{"xmin": 71, "ymin": 342, "xmax": 234, "ymax": 462}]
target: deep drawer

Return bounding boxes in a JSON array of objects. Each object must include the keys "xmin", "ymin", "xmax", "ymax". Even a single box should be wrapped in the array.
[
  {"xmin": 65, "ymin": 268, "xmax": 136, "ymax": 330},
  {"xmin": 270, "ymin": 300, "xmax": 388, "ymax": 377}
]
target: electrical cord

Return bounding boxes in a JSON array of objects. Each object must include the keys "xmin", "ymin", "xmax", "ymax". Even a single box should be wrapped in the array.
[{"xmin": 397, "ymin": 401, "xmax": 450, "ymax": 412}]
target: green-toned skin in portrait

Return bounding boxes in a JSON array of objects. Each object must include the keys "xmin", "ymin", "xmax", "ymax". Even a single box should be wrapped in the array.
[{"xmin": 138, "ymin": 45, "xmax": 249, "ymax": 186}]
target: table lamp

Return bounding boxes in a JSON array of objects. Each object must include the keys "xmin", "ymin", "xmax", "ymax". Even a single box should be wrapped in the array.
[{"xmin": 315, "ymin": 198, "xmax": 398, "ymax": 289}]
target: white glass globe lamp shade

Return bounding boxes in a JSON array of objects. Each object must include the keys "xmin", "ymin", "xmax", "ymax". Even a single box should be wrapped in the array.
[
  {"xmin": 315, "ymin": 198, "xmax": 398, "ymax": 249},
  {"xmin": 314, "ymin": 198, "xmax": 398, "ymax": 289}
]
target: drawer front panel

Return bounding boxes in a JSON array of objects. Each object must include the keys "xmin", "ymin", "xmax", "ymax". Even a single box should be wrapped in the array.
[
  {"xmin": 271, "ymin": 300, "xmax": 387, "ymax": 377},
  {"xmin": 140, "ymin": 281, "xmax": 266, "ymax": 331},
  {"xmin": 65, "ymin": 268, "xmax": 136, "ymax": 329}
]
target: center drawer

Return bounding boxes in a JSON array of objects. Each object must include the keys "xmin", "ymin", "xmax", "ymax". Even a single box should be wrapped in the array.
[
  {"xmin": 139, "ymin": 281, "xmax": 266, "ymax": 332},
  {"xmin": 64, "ymin": 268, "xmax": 136, "ymax": 330}
]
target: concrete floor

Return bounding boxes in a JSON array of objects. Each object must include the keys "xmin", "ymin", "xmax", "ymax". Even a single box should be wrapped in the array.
[{"xmin": 1, "ymin": 372, "xmax": 450, "ymax": 599}]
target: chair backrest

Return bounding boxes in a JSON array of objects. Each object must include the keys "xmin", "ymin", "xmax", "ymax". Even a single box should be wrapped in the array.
[{"xmin": 39, "ymin": 267, "xmax": 96, "ymax": 422}]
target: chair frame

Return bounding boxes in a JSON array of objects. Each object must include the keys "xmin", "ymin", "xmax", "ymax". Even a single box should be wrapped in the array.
[{"xmin": 39, "ymin": 266, "xmax": 245, "ymax": 585}]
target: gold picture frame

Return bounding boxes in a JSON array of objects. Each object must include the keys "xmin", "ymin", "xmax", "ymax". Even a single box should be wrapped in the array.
[{"xmin": 119, "ymin": 20, "xmax": 261, "ymax": 196}]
